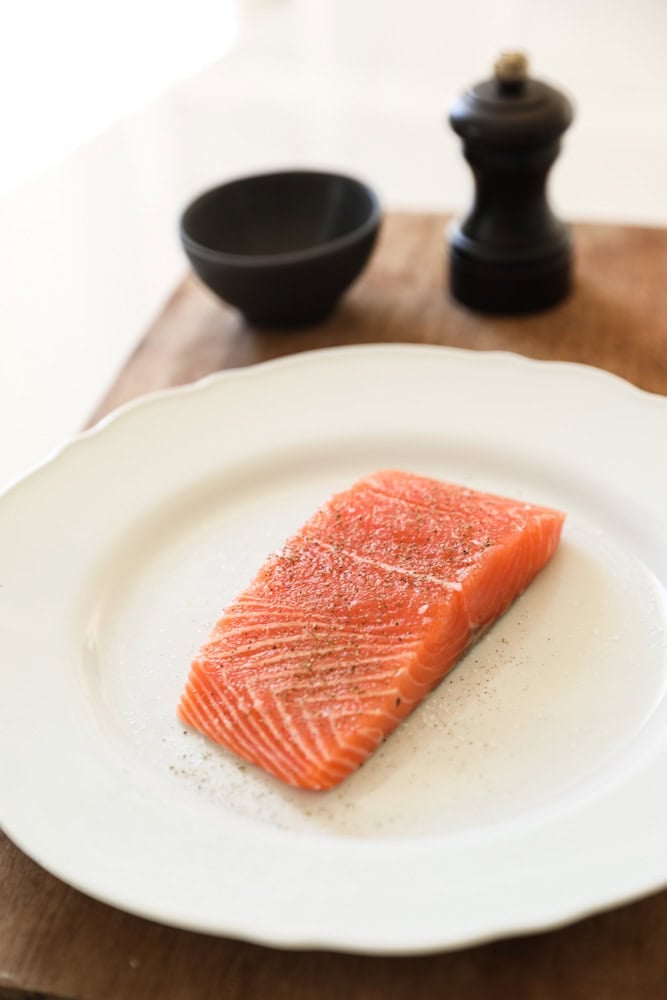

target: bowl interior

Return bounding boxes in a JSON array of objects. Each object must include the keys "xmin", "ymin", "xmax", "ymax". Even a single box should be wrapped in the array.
[{"xmin": 182, "ymin": 172, "xmax": 377, "ymax": 258}]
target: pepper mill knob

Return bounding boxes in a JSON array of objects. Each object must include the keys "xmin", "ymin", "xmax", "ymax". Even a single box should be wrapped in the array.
[{"xmin": 448, "ymin": 53, "xmax": 574, "ymax": 313}]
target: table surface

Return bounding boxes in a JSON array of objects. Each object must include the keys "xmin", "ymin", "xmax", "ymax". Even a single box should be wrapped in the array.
[{"xmin": 2, "ymin": 212, "xmax": 667, "ymax": 1000}]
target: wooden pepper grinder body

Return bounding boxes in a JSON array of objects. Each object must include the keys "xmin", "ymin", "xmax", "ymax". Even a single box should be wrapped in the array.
[{"xmin": 449, "ymin": 53, "xmax": 574, "ymax": 313}]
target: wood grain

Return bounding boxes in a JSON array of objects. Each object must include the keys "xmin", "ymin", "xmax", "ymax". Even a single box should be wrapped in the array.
[
  {"xmin": 3, "ymin": 214, "xmax": 667, "ymax": 1000},
  {"xmin": 88, "ymin": 213, "xmax": 667, "ymax": 424}
]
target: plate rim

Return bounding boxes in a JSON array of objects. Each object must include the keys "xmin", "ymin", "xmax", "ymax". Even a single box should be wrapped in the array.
[{"xmin": 3, "ymin": 342, "xmax": 667, "ymax": 503}]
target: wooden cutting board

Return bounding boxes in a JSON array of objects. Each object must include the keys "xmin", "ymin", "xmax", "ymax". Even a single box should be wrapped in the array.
[
  {"xmin": 89, "ymin": 212, "xmax": 667, "ymax": 422},
  {"xmin": 2, "ymin": 214, "xmax": 667, "ymax": 1000}
]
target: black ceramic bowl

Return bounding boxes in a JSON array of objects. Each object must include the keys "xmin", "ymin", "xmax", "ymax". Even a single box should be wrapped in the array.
[{"xmin": 180, "ymin": 170, "xmax": 382, "ymax": 327}]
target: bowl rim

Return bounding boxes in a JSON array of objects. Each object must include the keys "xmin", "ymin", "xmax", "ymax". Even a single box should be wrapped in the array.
[{"xmin": 179, "ymin": 169, "xmax": 382, "ymax": 268}]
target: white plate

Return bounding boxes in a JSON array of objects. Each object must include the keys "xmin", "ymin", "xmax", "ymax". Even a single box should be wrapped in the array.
[{"xmin": 1, "ymin": 345, "xmax": 666, "ymax": 954}]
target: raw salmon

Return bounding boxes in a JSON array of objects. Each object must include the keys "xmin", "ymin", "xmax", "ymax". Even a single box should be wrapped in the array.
[{"xmin": 178, "ymin": 471, "xmax": 565, "ymax": 790}]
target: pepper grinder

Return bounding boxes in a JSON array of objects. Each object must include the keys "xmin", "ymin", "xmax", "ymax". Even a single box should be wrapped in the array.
[{"xmin": 448, "ymin": 52, "xmax": 574, "ymax": 313}]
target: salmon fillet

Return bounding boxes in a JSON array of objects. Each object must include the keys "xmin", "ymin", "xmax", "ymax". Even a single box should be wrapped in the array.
[{"xmin": 178, "ymin": 471, "xmax": 565, "ymax": 790}]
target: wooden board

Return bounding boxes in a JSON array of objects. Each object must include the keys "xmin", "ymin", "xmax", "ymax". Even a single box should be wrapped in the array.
[
  {"xmin": 2, "ymin": 214, "xmax": 667, "ymax": 1000},
  {"xmin": 89, "ymin": 213, "xmax": 667, "ymax": 423}
]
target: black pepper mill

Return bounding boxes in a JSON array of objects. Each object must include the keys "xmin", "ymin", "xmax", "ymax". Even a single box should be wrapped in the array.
[{"xmin": 448, "ymin": 52, "xmax": 574, "ymax": 313}]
